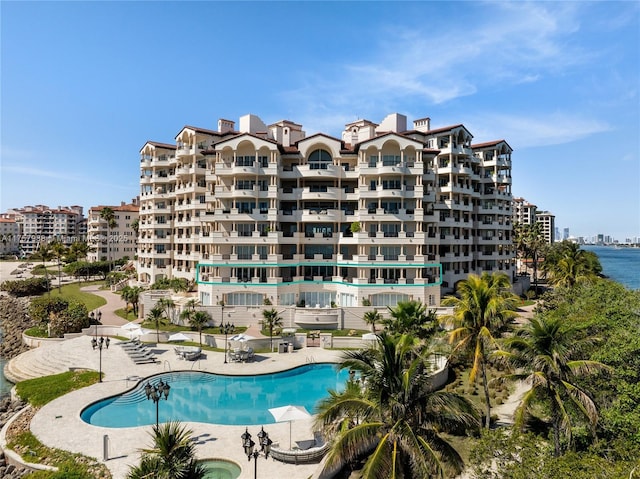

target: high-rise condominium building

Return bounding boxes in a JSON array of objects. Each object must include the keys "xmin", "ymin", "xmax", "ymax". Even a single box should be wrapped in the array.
[
  {"xmin": 513, "ymin": 198, "xmax": 537, "ymax": 226},
  {"xmin": 87, "ymin": 200, "xmax": 140, "ymax": 263},
  {"xmin": 137, "ymin": 113, "xmax": 514, "ymax": 310},
  {"xmin": 536, "ymin": 211, "xmax": 555, "ymax": 244},
  {"xmin": 7, "ymin": 205, "xmax": 84, "ymax": 256}
]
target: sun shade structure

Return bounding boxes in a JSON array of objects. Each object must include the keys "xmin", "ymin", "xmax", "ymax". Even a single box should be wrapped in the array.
[{"xmin": 268, "ymin": 405, "xmax": 311, "ymax": 449}]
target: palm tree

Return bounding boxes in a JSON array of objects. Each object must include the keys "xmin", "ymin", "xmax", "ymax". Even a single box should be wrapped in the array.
[
  {"xmin": 130, "ymin": 217, "xmax": 140, "ymax": 237},
  {"xmin": 146, "ymin": 305, "xmax": 165, "ymax": 343},
  {"xmin": 69, "ymin": 240, "xmax": 90, "ymax": 262},
  {"xmin": 129, "ymin": 286, "xmax": 143, "ymax": 317},
  {"xmin": 50, "ymin": 240, "xmax": 67, "ymax": 293},
  {"xmin": 442, "ymin": 272, "xmax": 520, "ymax": 428},
  {"xmin": 157, "ymin": 297, "xmax": 176, "ymax": 324},
  {"xmin": 316, "ymin": 333, "xmax": 479, "ymax": 478},
  {"xmin": 189, "ymin": 310, "xmax": 211, "ymax": 346},
  {"xmin": 121, "ymin": 285, "xmax": 143, "ymax": 318},
  {"xmin": 178, "ymin": 298, "xmax": 199, "ymax": 326},
  {"xmin": 543, "ymin": 242, "xmax": 600, "ymax": 288},
  {"xmin": 261, "ymin": 308, "xmax": 283, "ymax": 352},
  {"xmin": 363, "ymin": 310, "xmax": 382, "ymax": 333},
  {"xmin": 384, "ymin": 300, "xmax": 437, "ymax": 339},
  {"xmin": 525, "ymin": 222, "xmax": 546, "ymax": 293},
  {"xmin": 100, "ymin": 207, "xmax": 116, "ymax": 272},
  {"xmin": 497, "ymin": 315, "xmax": 610, "ymax": 457},
  {"xmin": 127, "ymin": 421, "xmax": 207, "ymax": 479},
  {"xmin": 33, "ymin": 242, "xmax": 54, "ymax": 296},
  {"xmin": 513, "ymin": 222, "xmax": 528, "ymax": 275}
]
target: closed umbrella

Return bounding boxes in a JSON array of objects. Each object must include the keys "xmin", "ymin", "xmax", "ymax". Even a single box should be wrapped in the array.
[{"xmin": 268, "ymin": 405, "xmax": 311, "ymax": 449}]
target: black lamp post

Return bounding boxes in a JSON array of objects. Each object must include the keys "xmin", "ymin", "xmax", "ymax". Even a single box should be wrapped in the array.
[
  {"xmin": 220, "ymin": 322, "xmax": 235, "ymax": 364},
  {"xmin": 241, "ymin": 427, "xmax": 272, "ymax": 479},
  {"xmin": 144, "ymin": 379, "xmax": 171, "ymax": 427},
  {"xmin": 89, "ymin": 312, "xmax": 96, "ymax": 338},
  {"xmin": 91, "ymin": 336, "xmax": 110, "ymax": 382}
]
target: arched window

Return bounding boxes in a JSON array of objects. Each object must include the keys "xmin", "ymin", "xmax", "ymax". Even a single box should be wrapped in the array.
[{"xmin": 308, "ymin": 149, "xmax": 332, "ymax": 170}]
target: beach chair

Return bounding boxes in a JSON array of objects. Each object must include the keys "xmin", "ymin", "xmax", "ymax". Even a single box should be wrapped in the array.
[{"xmin": 133, "ymin": 356, "xmax": 157, "ymax": 364}]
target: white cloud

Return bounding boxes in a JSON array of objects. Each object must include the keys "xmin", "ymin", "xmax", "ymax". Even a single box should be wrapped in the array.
[
  {"xmin": 2, "ymin": 165, "xmax": 85, "ymax": 181},
  {"xmin": 467, "ymin": 112, "xmax": 610, "ymax": 149},
  {"xmin": 282, "ymin": 3, "xmax": 598, "ymax": 121}
]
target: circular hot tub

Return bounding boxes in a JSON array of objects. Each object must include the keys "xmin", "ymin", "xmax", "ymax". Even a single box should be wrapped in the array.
[{"xmin": 199, "ymin": 458, "xmax": 241, "ymax": 479}]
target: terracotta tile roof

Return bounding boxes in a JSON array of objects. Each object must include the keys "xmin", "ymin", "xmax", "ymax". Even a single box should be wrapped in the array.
[
  {"xmin": 143, "ymin": 141, "xmax": 176, "ymax": 150},
  {"xmin": 472, "ymin": 139, "xmax": 513, "ymax": 150},
  {"xmin": 181, "ymin": 125, "xmax": 223, "ymax": 136},
  {"xmin": 90, "ymin": 204, "xmax": 139, "ymax": 213},
  {"xmin": 297, "ymin": 132, "xmax": 342, "ymax": 144}
]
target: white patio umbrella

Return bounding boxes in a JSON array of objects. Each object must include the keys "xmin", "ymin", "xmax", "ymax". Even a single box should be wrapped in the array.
[
  {"xmin": 121, "ymin": 322, "xmax": 142, "ymax": 331},
  {"xmin": 229, "ymin": 333, "xmax": 256, "ymax": 342},
  {"xmin": 168, "ymin": 332, "xmax": 190, "ymax": 342},
  {"xmin": 268, "ymin": 405, "xmax": 311, "ymax": 449},
  {"xmin": 127, "ymin": 327, "xmax": 151, "ymax": 339}
]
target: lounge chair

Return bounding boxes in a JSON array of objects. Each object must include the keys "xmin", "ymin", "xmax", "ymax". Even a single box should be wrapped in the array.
[
  {"xmin": 128, "ymin": 350, "xmax": 154, "ymax": 359},
  {"xmin": 133, "ymin": 356, "xmax": 157, "ymax": 364},
  {"xmin": 122, "ymin": 345, "xmax": 148, "ymax": 352}
]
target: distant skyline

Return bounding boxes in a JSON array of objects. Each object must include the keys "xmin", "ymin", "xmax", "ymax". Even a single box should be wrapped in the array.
[{"xmin": 1, "ymin": 1, "xmax": 638, "ymax": 240}]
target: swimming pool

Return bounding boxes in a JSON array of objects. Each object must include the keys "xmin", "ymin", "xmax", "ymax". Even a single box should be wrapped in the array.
[{"xmin": 81, "ymin": 363, "xmax": 347, "ymax": 428}]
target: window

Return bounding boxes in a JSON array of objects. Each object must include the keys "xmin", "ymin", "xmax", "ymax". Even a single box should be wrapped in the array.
[
  {"xmin": 237, "ymin": 224, "xmax": 254, "ymax": 236},
  {"xmin": 236, "ymin": 180, "xmax": 255, "ymax": 190},
  {"xmin": 308, "ymin": 149, "xmax": 332, "ymax": 170},
  {"xmin": 382, "ymin": 155, "xmax": 400, "ymax": 166},
  {"xmin": 236, "ymin": 156, "xmax": 254, "ymax": 166},
  {"xmin": 371, "ymin": 293, "xmax": 408, "ymax": 307},
  {"xmin": 236, "ymin": 202, "xmax": 255, "ymax": 213},
  {"xmin": 227, "ymin": 292, "xmax": 263, "ymax": 306},
  {"xmin": 237, "ymin": 245, "xmax": 254, "ymax": 259},
  {"xmin": 300, "ymin": 291, "xmax": 335, "ymax": 308}
]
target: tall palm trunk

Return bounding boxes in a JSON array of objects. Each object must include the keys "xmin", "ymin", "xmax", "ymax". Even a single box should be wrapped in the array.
[
  {"xmin": 43, "ymin": 257, "xmax": 51, "ymax": 296},
  {"xmin": 550, "ymin": 391, "xmax": 562, "ymax": 457},
  {"xmin": 481, "ymin": 358, "xmax": 491, "ymax": 428}
]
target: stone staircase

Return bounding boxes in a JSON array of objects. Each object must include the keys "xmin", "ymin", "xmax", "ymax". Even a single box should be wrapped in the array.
[{"xmin": 4, "ymin": 337, "xmax": 94, "ymax": 384}]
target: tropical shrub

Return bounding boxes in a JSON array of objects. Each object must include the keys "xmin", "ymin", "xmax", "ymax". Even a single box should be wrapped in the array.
[{"xmin": 0, "ymin": 277, "xmax": 49, "ymax": 296}]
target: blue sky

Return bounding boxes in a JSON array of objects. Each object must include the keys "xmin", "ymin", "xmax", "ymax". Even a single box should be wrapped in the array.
[{"xmin": 1, "ymin": 1, "xmax": 639, "ymax": 241}]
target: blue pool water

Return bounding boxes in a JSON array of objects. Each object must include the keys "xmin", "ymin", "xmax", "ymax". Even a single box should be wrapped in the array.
[{"xmin": 81, "ymin": 363, "xmax": 347, "ymax": 428}]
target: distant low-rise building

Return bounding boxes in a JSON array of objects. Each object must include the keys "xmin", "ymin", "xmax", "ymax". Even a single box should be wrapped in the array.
[
  {"xmin": 87, "ymin": 199, "xmax": 140, "ymax": 263},
  {"xmin": 0, "ymin": 215, "xmax": 20, "ymax": 255}
]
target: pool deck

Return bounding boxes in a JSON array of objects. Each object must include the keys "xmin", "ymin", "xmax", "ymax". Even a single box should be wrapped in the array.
[
  {"xmin": 0, "ymin": 267, "xmax": 345, "ymax": 479},
  {"xmin": 28, "ymin": 338, "xmax": 342, "ymax": 479}
]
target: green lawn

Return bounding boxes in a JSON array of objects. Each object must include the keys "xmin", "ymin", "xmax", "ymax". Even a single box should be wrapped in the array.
[
  {"xmin": 10, "ymin": 371, "xmax": 111, "ymax": 478},
  {"xmin": 48, "ymin": 281, "xmax": 106, "ymax": 310},
  {"xmin": 15, "ymin": 370, "xmax": 101, "ymax": 407}
]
